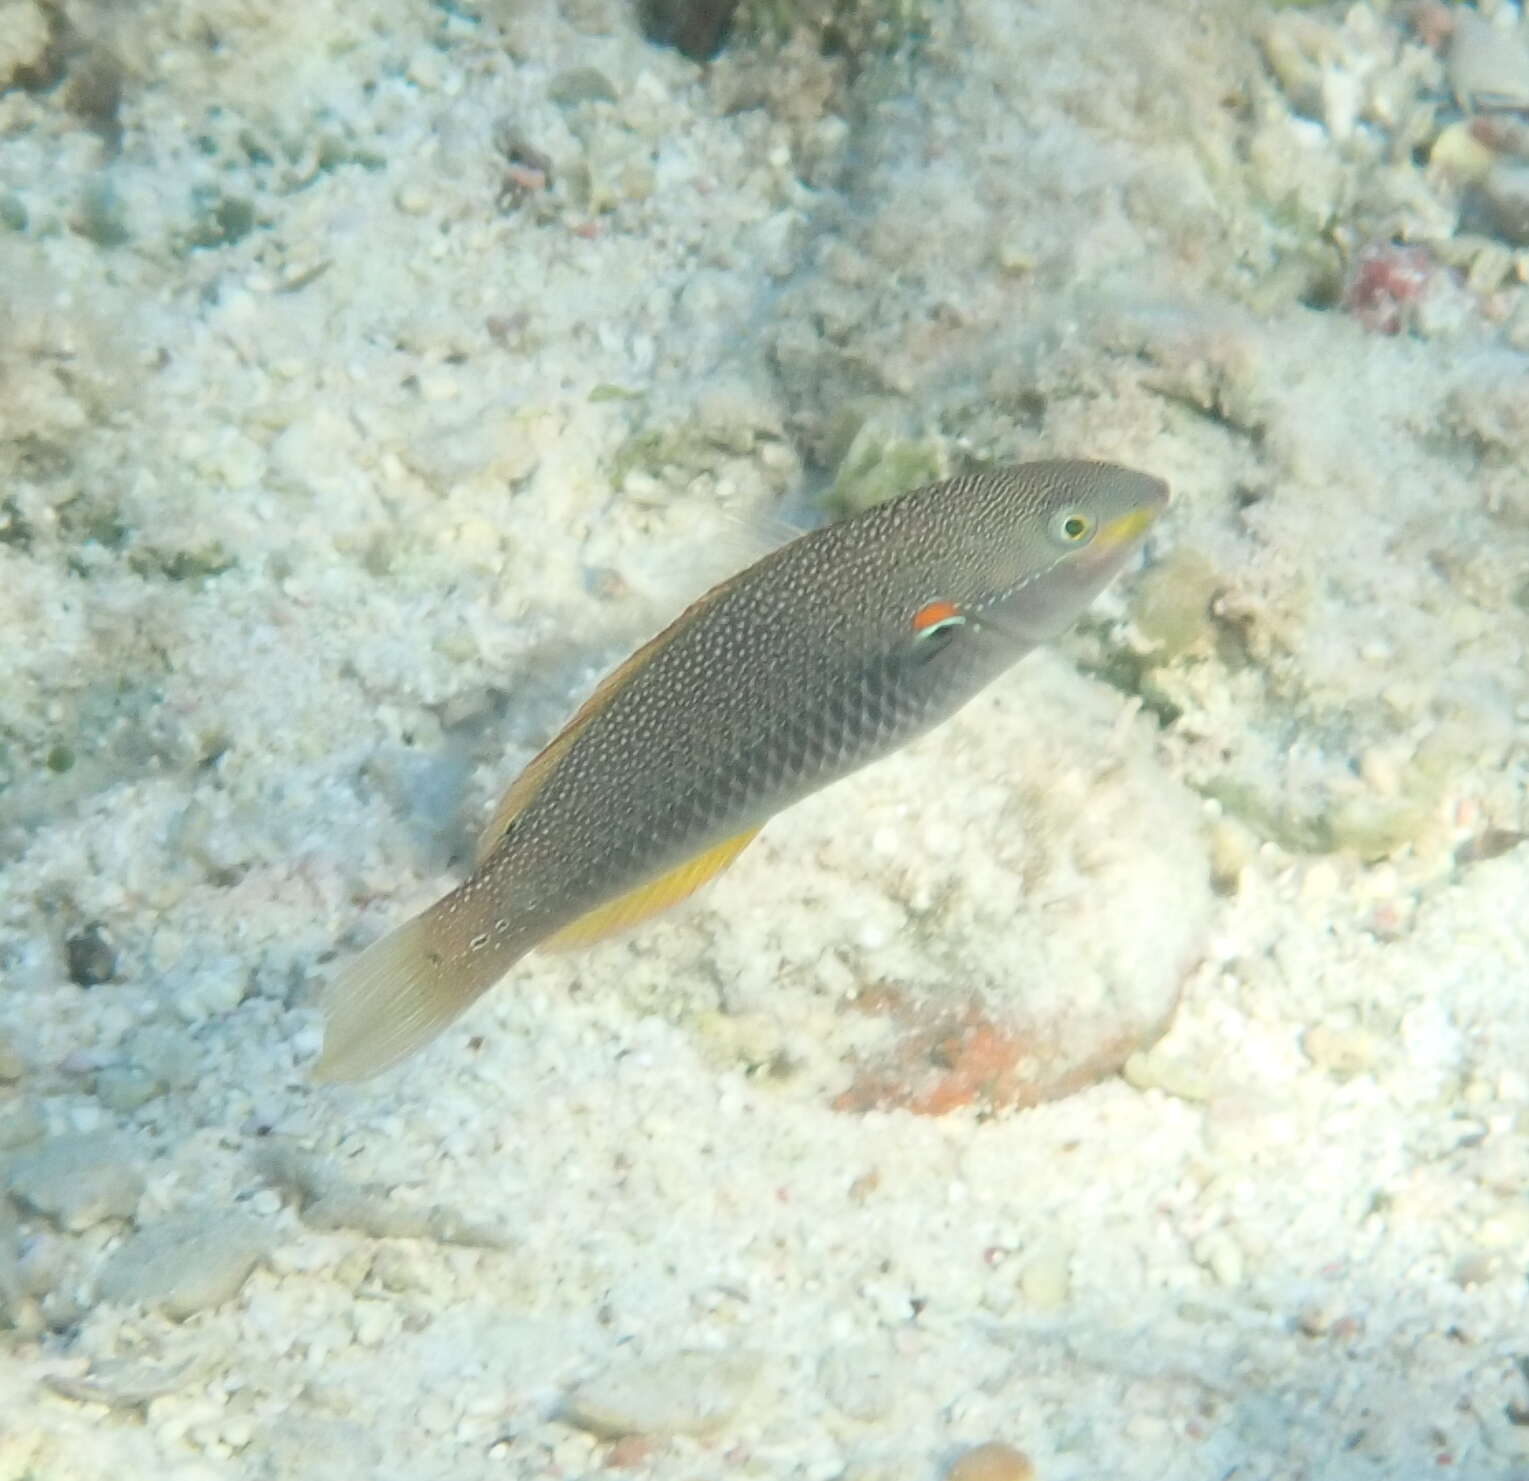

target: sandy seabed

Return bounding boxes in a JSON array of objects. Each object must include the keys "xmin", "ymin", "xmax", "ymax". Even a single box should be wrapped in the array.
[{"xmin": 2, "ymin": 1, "xmax": 1529, "ymax": 1478}]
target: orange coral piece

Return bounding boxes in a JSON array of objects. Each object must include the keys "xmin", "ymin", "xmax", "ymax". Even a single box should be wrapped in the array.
[
  {"xmin": 603, "ymin": 1434, "xmax": 662, "ymax": 1469},
  {"xmin": 912, "ymin": 1018, "xmax": 1027, "ymax": 1115},
  {"xmin": 832, "ymin": 1001, "xmax": 1032, "ymax": 1115}
]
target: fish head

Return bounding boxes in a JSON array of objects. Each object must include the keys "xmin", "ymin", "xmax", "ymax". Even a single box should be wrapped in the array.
[{"xmin": 961, "ymin": 460, "xmax": 1169, "ymax": 649}]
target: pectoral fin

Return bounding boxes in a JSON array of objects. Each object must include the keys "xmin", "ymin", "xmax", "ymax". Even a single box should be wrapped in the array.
[{"xmin": 539, "ymin": 827, "xmax": 761, "ymax": 951}]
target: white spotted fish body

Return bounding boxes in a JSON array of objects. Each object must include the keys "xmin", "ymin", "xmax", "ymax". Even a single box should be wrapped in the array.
[{"xmin": 316, "ymin": 460, "xmax": 1168, "ymax": 1082}]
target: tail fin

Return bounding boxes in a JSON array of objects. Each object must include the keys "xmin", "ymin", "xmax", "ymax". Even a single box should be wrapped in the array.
[{"xmin": 312, "ymin": 886, "xmax": 523, "ymax": 1083}]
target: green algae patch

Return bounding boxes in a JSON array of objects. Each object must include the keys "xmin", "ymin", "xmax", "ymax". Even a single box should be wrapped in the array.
[
  {"xmin": 129, "ymin": 543, "xmax": 237, "ymax": 584},
  {"xmin": 185, "ymin": 190, "xmax": 258, "ymax": 251},
  {"xmin": 739, "ymin": 0, "xmax": 932, "ymax": 55},
  {"xmin": 1132, "ymin": 549, "xmax": 1223, "ymax": 663},
  {"xmin": 1200, "ymin": 777, "xmax": 1334, "ymax": 856},
  {"xmin": 822, "ymin": 418, "xmax": 947, "ymax": 516}
]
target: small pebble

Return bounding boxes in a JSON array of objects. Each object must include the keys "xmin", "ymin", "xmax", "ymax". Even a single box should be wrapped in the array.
[
  {"xmin": 1449, "ymin": 10, "xmax": 1529, "ymax": 114},
  {"xmin": 1122, "ymin": 1046, "xmax": 1214, "ymax": 1102},
  {"xmin": 120, "ymin": 1023, "xmax": 201, "ymax": 1091},
  {"xmin": 254, "ymin": 1143, "xmax": 511, "ymax": 1249},
  {"xmin": 1476, "ymin": 1203, "xmax": 1529, "ymax": 1247},
  {"xmin": 65, "ymin": 923, "xmax": 118, "ymax": 986},
  {"xmin": 562, "ymin": 1349, "xmax": 761, "ymax": 1438},
  {"xmin": 1193, "ymin": 1228, "xmax": 1246, "ymax": 1288},
  {"xmin": 840, "ymin": 1459, "xmax": 924, "ymax": 1481},
  {"xmin": 548, "ymin": 66, "xmax": 618, "ymax": 107},
  {"xmin": 245, "ymin": 1414, "xmax": 383, "ymax": 1479},
  {"xmin": 96, "ymin": 1211, "xmax": 269, "ymax": 1318},
  {"xmin": 44, "ymin": 1345, "xmax": 220, "ymax": 1407},
  {"xmin": 0, "ymin": 1035, "xmax": 24, "ymax": 1082},
  {"xmin": 1302, "ymin": 1023, "xmax": 1380, "ymax": 1078},
  {"xmin": 603, "ymin": 1434, "xmax": 662, "ymax": 1469},
  {"xmin": 818, "ymin": 1343, "xmax": 896, "ymax": 1422},
  {"xmin": 1431, "ymin": 119, "xmax": 1495, "ymax": 183},
  {"xmin": 395, "ymin": 184, "xmax": 431, "ymax": 216},
  {"xmin": 0, "ymin": 1194, "xmax": 41, "ymax": 1334},
  {"xmin": 1452, "ymin": 1250, "xmax": 1497, "ymax": 1288},
  {"xmin": 946, "ymin": 1441, "xmax": 1035, "ymax": 1481},
  {"xmin": 1016, "ymin": 1244, "xmax": 1071, "ymax": 1311},
  {"xmin": 1455, "ymin": 829, "xmax": 1527, "ymax": 866},
  {"xmin": 1482, "ymin": 163, "xmax": 1529, "ymax": 247},
  {"xmin": 95, "ymin": 1063, "xmax": 164, "ymax": 1113},
  {"xmin": 6, "ymin": 1133, "xmax": 144, "ymax": 1230},
  {"xmin": 0, "ymin": 1094, "xmax": 44, "ymax": 1150}
]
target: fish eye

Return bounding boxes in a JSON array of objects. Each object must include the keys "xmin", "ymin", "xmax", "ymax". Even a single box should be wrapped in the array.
[{"xmin": 1052, "ymin": 510, "xmax": 1095, "ymax": 546}]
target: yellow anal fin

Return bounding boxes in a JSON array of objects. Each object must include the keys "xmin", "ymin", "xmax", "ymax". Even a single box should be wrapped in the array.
[{"xmin": 539, "ymin": 827, "xmax": 761, "ymax": 952}]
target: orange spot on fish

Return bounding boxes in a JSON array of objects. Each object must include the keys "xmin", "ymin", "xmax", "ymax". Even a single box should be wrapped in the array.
[{"xmin": 911, "ymin": 599, "xmax": 961, "ymax": 633}]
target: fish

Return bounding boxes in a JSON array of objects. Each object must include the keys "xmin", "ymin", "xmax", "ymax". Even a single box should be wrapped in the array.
[{"xmin": 314, "ymin": 459, "xmax": 1169, "ymax": 1082}]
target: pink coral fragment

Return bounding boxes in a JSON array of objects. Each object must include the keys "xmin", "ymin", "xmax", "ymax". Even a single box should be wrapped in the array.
[{"xmin": 1342, "ymin": 243, "xmax": 1435, "ymax": 335}]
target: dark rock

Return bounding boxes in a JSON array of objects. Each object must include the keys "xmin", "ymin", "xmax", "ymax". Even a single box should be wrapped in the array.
[
  {"xmin": 639, "ymin": 0, "xmax": 740, "ymax": 61},
  {"xmin": 65, "ymin": 922, "xmax": 118, "ymax": 985}
]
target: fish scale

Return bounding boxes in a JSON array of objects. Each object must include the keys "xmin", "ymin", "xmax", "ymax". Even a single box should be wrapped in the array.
[{"xmin": 315, "ymin": 460, "xmax": 1168, "ymax": 1083}]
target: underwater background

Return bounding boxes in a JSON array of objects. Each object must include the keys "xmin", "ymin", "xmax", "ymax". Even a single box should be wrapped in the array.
[{"xmin": 2, "ymin": 1, "xmax": 1528, "ymax": 1477}]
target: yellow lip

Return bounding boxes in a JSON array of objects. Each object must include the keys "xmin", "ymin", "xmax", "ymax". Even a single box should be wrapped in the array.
[{"xmin": 1096, "ymin": 503, "xmax": 1162, "ymax": 551}]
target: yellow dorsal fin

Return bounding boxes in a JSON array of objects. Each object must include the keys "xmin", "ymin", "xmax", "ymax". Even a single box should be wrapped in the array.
[
  {"xmin": 474, "ymin": 721, "xmax": 586, "ymax": 866},
  {"xmin": 475, "ymin": 567, "xmax": 761, "ymax": 867},
  {"xmin": 537, "ymin": 827, "xmax": 761, "ymax": 952}
]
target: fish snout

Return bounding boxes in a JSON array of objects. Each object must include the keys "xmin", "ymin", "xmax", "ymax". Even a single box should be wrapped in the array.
[{"xmin": 1087, "ymin": 473, "xmax": 1169, "ymax": 563}]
